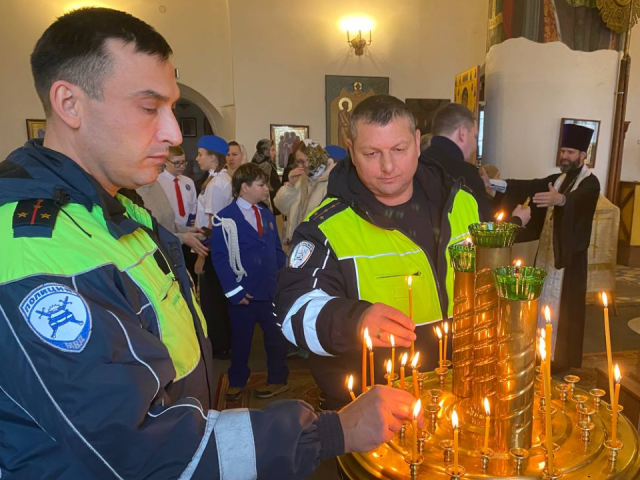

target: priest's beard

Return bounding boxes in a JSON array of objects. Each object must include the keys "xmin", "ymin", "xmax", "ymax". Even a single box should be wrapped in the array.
[{"xmin": 559, "ymin": 157, "xmax": 583, "ymax": 173}]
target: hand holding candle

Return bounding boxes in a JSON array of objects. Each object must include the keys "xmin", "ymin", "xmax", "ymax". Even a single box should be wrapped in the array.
[
  {"xmin": 348, "ymin": 375, "xmax": 356, "ymax": 401},
  {"xmin": 483, "ymin": 397, "xmax": 490, "ymax": 453},
  {"xmin": 400, "ymin": 352, "xmax": 408, "ymax": 390},
  {"xmin": 412, "ymin": 399, "xmax": 422, "ymax": 463},
  {"xmin": 411, "ymin": 352, "xmax": 420, "ymax": 399}
]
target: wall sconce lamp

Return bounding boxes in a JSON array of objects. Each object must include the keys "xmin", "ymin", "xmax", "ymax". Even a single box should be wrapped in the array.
[
  {"xmin": 340, "ymin": 15, "xmax": 374, "ymax": 56},
  {"xmin": 347, "ymin": 30, "xmax": 372, "ymax": 56}
]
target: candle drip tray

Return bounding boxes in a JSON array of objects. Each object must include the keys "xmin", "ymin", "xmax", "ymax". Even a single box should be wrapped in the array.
[{"xmin": 338, "ymin": 372, "xmax": 640, "ymax": 479}]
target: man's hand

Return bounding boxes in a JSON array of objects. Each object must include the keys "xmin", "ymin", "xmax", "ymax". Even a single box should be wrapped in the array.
[
  {"xmin": 511, "ymin": 204, "xmax": 531, "ymax": 227},
  {"xmin": 182, "ymin": 232, "xmax": 209, "ymax": 257},
  {"xmin": 238, "ymin": 293, "xmax": 253, "ymax": 305},
  {"xmin": 533, "ymin": 183, "xmax": 565, "ymax": 208},
  {"xmin": 288, "ymin": 167, "xmax": 306, "ymax": 186},
  {"xmin": 194, "ymin": 255, "xmax": 206, "ymax": 275},
  {"xmin": 339, "ymin": 386, "xmax": 425, "ymax": 453},
  {"xmin": 478, "ymin": 167, "xmax": 495, "ymax": 197},
  {"xmin": 358, "ymin": 303, "xmax": 416, "ymax": 348}
]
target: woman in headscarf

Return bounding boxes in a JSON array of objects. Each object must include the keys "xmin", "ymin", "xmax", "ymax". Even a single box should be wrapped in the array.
[
  {"xmin": 252, "ymin": 139, "xmax": 281, "ymax": 213},
  {"xmin": 274, "ymin": 139, "xmax": 335, "ymax": 246},
  {"xmin": 282, "ymin": 137, "xmax": 302, "ymax": 183}
]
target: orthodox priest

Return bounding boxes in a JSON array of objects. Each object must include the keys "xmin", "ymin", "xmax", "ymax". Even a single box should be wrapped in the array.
[{"xmin": 487, "ymin": 124, "xmax": 600, "ymax": 372}]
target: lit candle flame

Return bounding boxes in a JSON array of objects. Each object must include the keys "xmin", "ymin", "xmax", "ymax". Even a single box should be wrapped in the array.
[
  {"xmin": 541, "ymin": 329, "xmax": 546, "ymax": 340},
  {"xmin": 444, "ymin": 321, "xmax": 449, "ymax": 335},
  {"xmin": 514, "ymin": 259, "xmax": 522, "ymax": 267},
  {"xmin": 407, "ymin": 275, "xmax": 413, "ymax": 288},
  {"xmin": 411, "ymin": 351, "xmax": 420, "ymax": 369},
  {"xmin": 539, "ymin": 338, "xmax": 547, "ymax": 361},
  {"xmin": 544, "ymin": 306, "xmax": 551, "ymax": 324},
  {"xmin": 484, "ymin": 397, "xmax": 490, "ymax": 416},
  {"xmin": 452, "ymin": 409, "xmax": 459, "ymax": 429},
  {"xmin": 365, "ymin": 335, "xmax": 373, "ymax": 352},
  {"xmin": 364, "ymin": 327, "xmax": 369, "ymax": 341},
  {"xmin": 436, "ymin": 326, "xmax": 443, "ymax": 339},
  {"xmin": 614, "ymin": 364, "xmax": 622, "ymax": 383},
  {"xmin": 390, "ymin": 334, "xmax": 395, "ymax": 348},
  {"xmin": 401, "ymin": 352, "xmax": 408, "ymax": 367},
  {"xmin": 496, "ymin": 212, "xmax": 505, "ymax": 221},
  {"xmin": 602, "ymin": 292, "xmax": 609, "ymax": 308},
  {"xmin": 465, "ymin": 236, "xmax": 473, "ymax": 245},
  {"xmin": 413, "ymin": 399, "xmax": 422, "ymax": 419},
  {"xmin": 348, "ymin": 375, "xmax": 354, "ymax": 392},
  {"xmin": 386, "ymin": 359, "xmax": 392, "ymax": 375}
]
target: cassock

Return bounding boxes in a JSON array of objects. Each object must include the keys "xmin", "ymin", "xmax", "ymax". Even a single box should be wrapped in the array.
[{"xmin": 497, "ymin": 165, "xmax": 600, "ymax": 371}]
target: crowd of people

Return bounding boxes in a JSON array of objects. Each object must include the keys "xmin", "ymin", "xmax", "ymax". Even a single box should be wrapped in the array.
[{"xmin": 0, "ymin": 7, "xmax": 600, "ymax": 480}]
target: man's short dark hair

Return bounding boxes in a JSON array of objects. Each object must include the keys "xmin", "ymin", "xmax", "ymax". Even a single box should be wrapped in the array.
[
  {"xmin": 31, "ymin": 7, "xmax": 172, "ymax": 116},
  {"xmin": 432, "ymin": 103, "xmax": 475, "ymax": 137},
  {"xmin": 232, "ymin": 163, "xmax": 268, "ymax": 197},
  {"xmin": 349, "ymin": 95, "xmax": 416, "ymax": 142}
]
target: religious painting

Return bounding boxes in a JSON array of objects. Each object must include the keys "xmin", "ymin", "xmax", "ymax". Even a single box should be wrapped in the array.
[
  {"xmin": 270, "ymin": 124, "xmax": 310, "ymax": 169},
  {"xmin": 556, "ymin": 118, "xmax": 601, "ymax": 168},
  {"xmin": 325, "ymin": 75, "xmax": 390, "ymax": 148},
  {"xmin": 454, "ymin": 67, "xmax": 480, "ymax": 118},
  {"xmin": 180, "ymin": 118, "xmax": 197, "ymax": 137},
  {"xmin": 26, "ymin": 119, "xmax": 46, "ymax": 140},
  {"xmin": 405, "ymin": 99, "xmax": 450, "ymax": 135}
]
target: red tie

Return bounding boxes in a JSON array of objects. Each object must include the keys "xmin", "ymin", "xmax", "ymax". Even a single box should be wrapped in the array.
[
  {"xmin": 252, "ymin": 204, "xmax": 263, "ymax": 237},
  {"xmin": 173, "ymin": 177, "xmax": 185, "ymax": 217}
]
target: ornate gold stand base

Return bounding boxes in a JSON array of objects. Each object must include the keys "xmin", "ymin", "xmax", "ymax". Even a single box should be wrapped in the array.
[{"xmin": 338, "ymin": 371, "xmax": 640, "ymax": 479}]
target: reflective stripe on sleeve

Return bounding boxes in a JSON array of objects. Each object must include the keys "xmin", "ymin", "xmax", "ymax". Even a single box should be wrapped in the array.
[
  {"xmin": 225, "ymin": 286, "xmax": 244, "ymax": 299},
  {"xmin": 213, "ymin": 409, "xmax": 257, "ymax": 480},
  {"xmin": 281, "ymin": 289, "xmax": 335, "ymax": 357}
]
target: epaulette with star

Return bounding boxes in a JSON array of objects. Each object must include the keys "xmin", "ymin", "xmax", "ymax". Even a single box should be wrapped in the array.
[{"xmin": 13, "ymin": 199, "xmax": 61, "ymax": 238}]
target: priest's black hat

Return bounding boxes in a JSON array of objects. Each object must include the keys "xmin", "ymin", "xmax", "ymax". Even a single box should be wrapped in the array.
[{"xmin": 561, "ymin": 124, "xmax": 594, "ymax": 153}]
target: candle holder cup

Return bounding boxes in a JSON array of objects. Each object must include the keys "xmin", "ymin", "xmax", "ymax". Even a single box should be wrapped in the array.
[
  {"xmin": 435, "ymin": 366, "xmax": 449, "ymax": 385},
  {"xmin": 556, "ymin": 384, "xmax": 570, "ymax": 403},
  {"xmin": 445, "ymin": 464, "xmax": 467, "ymax": 479},
  {"xmin": 439, "ymin": 439, "xmax": 454, "ymax": 463},
  {"xmin": 604, "ymin": 439, "xmax": 624, "ymax": 463},
  {"xmin": 577, "ymin": 420, "xmax": 596, "ymax": 444},
  {"xmin": 403, "ymin": 454, "xmax": 424, "ymax": 479},
  {"xmin": 542, "ymin": 467, "xmax": 564, "ymax": 480},
  {"xmin": 428, "ymin": 388, "xmax": 444, "ymax": 405},
  {"xmin": 509, "ymin": 448, "xmax": 530, "ymax": 474},
  {"xmin": 476, "ymin": 447, "xmax": 494, "ymax": 471},
  {"xmin": 589, "ymin": 388, "xmax": 606, "ymax": 409},
  {"xmin": 564, "ymin": 375, "xmax": 580, "ymax": 397}
]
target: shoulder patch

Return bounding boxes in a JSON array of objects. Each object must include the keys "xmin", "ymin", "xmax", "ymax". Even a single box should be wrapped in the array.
[
  {"xmin": 19, "ymin": 283, "xmax": 92, "ymax": 353},
  {"xmin": 308, "ymin": 199, "xmax": 348, "ymax": 224},
  {"xmin": 13, "ymin": 199, "xmax": 61, "ymax": 238},
  {"xmin": 289, "ymin": 241, "xmax": 315, "ymax": 268}
]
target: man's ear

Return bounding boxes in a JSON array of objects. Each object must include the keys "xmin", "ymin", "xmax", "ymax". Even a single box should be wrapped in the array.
[
  {"xmin": 580, "ymin": 151, "xmax": 588, "ymax": 162},
  {"xmin": 414, "ymin": 128, "xmax": 421, "ymax": 152},
  {"xmin": 49, "ymin": 80, "xmax": 84, "ymax": 130}
]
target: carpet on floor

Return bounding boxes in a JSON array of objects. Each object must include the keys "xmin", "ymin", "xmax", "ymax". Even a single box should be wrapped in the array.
[{"xmin": 216, "ymin": 369, "xmax": 320, "ymax": 411}]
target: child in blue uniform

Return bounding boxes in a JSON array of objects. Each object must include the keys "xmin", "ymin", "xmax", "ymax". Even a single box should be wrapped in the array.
[{"xmin": 210, "ymin": 164, "xmax": 289, "ymax": 401}]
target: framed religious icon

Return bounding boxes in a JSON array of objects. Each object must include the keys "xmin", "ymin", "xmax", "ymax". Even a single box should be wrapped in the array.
[
  {"xmin": 325, "ymin": 75, "xmax": 390, "ymax": 148},
  {"xmin": 270, "ymin": 124, "xmax": 309, "ymax": 169},
  {"xmin": 454, "ymin": 66, "xmax": 480, "ymax": 117},
  {"xmin": 556, "ymin": 118, "xmax": 601, "ymax": 168},
  {"xmin": 26, "ymin": 119, "xmax": 47, "ymax": 140},
  {"xmin": 405, "ymin": 99, "xmax": 450, "ymax": 135},
  {"xmin": 180, "ymin": 117, "xmax": 197, "ymax": 137}
]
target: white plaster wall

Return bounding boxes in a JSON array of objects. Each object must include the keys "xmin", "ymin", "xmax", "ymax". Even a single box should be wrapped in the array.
[
  {"xmin": 228, "ymin": 0, "xmax": 489, "ymax": 151},
  {"xmin": 0, "ymin": 0, "xmax": 235, "ymax": 160},
  {"xmin": 484, "ymin": 38, "xmax": 619, "ymax": 187},
  {"xmin": 621, "ymin": 31, "xmax": 640, "ymax": 182}
]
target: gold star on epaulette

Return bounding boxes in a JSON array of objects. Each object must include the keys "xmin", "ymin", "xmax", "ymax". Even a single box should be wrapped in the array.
[
  {"xmin": 41, "ymin": 213, "xmax": 51, "ymax": 219},
  {"xmin": 33, "ymin": 204, "xmax": 42, "ymax": 210},
  {"xmin": 17, "ymin": 212, "xmax": 28, "ymax": 218}
]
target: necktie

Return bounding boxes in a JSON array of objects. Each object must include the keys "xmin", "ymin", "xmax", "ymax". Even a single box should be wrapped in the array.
[
  {"xmin": 174, "ymin": 177, "xmax": 186, "ymax": 217},
  {"xmin": 251, "ymin": 204, "xmax": 263, "ymax": 237}
]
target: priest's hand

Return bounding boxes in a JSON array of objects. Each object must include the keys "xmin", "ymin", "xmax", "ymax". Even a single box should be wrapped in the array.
[
  {"xmin": 358, "ymin": 303, "xmax": 416, "ymax": 348},
  {"xmin": 533, "ymin": 183, "xmax": 565, "ymax": 208},
  {"xmin": 339, "ymin": 386, "xmax": 425, "ymax": 453},
  {"xmin": 511, "ymin": 204, "xmax": 531, "ymax": 227}
]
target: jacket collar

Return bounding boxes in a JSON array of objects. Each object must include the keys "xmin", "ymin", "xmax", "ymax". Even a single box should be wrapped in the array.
[{"xmin": 428, "ymin": 136, "xmax": 465, "ymax": 163}]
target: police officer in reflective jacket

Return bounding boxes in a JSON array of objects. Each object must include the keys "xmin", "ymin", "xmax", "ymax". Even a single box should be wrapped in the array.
[{"xmin": 0, "ymin": 8, "xmax": 421, "ymax": 479}]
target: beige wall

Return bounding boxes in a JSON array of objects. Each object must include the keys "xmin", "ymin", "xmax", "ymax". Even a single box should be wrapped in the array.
[
  {"xmin": 621, "ymin": 32, "xmax": 640, "ymax": 183},
  {"xmin": 228, "ymin": 0, "xmax": 489, "ymax": 153},
  {"xmin": 0, "ymin": 0, "xmax": 235, "ymax": 160}
]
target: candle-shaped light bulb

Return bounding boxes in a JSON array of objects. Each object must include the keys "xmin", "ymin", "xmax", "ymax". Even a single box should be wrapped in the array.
[
  {"xmin": 443, "ymin": 321, "xmax": 449, "ymax": 364},
  {"xmin": 436, "ymin": 326, "xmax": 443, "ymax": 369},
  {"xmin": 386, "ymin": 359, "xmax": 392, "ymax": 387},
  {"xmin": 400, "ymin": 352, "xmax": 408, "ymax": 390},
  {"xmin": 483, "ymin": 397, "xmax": 490, "ymax": 452},
  {"xmin": 348, "ymin": 374, "xmax": 356, "ymax": 401},
  {"xmin": 452, "ymin": 409, "xmax": 460, "ymax": 474},
  {"xmin": 411, "ymin": 399, "xmax": 422, "ymax": 463}
]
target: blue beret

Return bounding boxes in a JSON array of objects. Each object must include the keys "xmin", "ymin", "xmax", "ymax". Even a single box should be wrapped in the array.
[
  {"xmin": 197, "ymin": 135, "xmax": 229, "ymax": 155},
  {"xmin": 325, "ymin": 145, "xmax": 348, "ymax": 161}
]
